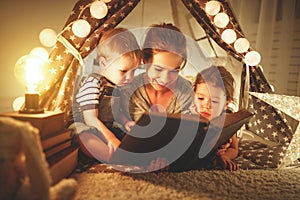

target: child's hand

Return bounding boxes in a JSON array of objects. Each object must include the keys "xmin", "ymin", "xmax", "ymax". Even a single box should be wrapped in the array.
[
  {"xmin": 147, "ymin": 157, "xmax": 170, "ymax": 172},
  {"xmin": 216, "ymin": 138, "xmax": 232, "ymax": 156},
  {"xmin": 124, "ymin": 121, "xmax": 136, "ymax": 132},
  {"xmin": 217, "ymin": 155, "xmax": 239, "ymax": 171}
]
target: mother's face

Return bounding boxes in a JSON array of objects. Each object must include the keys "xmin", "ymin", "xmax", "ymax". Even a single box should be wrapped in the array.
[{"xmin": 145, "ymin": 51, "xmax": 184, "ymax": 91}]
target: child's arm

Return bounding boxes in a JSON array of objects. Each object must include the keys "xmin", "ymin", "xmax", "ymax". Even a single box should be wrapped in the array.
[
  {"xmin": 83, "ymin": 109, "xmax": 121, "ymax": 150},
  {"xmin": 216, "ymin": 133, "xmax": 239, "ymax": 171}
]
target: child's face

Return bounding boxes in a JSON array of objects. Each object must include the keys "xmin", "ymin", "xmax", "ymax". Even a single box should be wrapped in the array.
[
  {"xmin": 194, "ymin": 82, "xmax": 228, "ymax": 120},
  {"xmin": 103, "ymin": 55, "xmax": 139, "ymax": 86},
  {"xmin": 145, "ymin": 52, "xmax": 183, "ymax": 91}
]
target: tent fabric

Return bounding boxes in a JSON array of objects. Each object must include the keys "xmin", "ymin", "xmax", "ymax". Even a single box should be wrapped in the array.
[{"xmin": 39, "ymin": 0, "xmax": 140, "ymax": 121}]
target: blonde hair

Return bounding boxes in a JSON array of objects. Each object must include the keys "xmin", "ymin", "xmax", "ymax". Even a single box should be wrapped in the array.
[{"xmin": 97, "ymin": 27, "xmax": 142, "ymax": 64}]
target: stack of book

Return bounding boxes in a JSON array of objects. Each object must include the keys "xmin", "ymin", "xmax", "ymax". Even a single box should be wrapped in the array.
[{"xmin": 0, "ymin": 111, "xmax": 79, "ymax": 184}]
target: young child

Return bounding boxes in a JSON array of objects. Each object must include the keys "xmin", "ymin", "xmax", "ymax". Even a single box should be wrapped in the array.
[
  {"xmin": 192, "ymin": 65, "xmax": 239, "ymax": 171},
  {"xmin": 69, "ymin": 28, "xmax": 142, "ymax": 163}
]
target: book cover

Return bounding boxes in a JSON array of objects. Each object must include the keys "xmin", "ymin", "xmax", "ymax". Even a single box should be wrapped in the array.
[
  {"xmin": 0, "ymin": 111, "xmax": 65, "ymax": 137},
  {"xmin": 44, "ymin": 139, "xmax": 73, "ymax": 158},
  {"xmin": 109, "ymin": 109, "xmax": 253, "ymax": 171},
  {"xmin": 47, "ymin": 146, "xmax": 79, "ymax": 185},
  {"xmin": 41, "ymin": 129, "xmax": 72, "ymax": 150}
]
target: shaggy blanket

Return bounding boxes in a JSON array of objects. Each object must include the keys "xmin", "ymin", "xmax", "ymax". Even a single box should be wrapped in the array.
[{"xmin": 70, "ymin": 163, "xmax": 300, "ymax": 200}]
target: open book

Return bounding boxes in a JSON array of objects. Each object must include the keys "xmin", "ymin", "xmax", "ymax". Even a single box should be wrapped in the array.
[{"xmin": 110, "ymin": 109, "xmax": 253, "ymax": 172}]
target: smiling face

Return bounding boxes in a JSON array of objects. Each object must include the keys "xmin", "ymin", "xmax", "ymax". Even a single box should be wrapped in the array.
[
  {"xmin": 145, "ymin": 51, "xmax": 184, "ymax": 91},
  {"xmin": 194, "ymin": 82, "xmax": 228, "ymax": 120}
]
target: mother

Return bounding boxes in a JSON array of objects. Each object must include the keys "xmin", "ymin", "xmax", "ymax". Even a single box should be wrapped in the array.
[{"xmin": 120, "ymin": 23, "xmax": 193, "ymax": 131}]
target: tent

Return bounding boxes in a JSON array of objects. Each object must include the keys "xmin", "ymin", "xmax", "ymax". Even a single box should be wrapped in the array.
[{"xmin": 38, "ymin": 0, "xmax": 299, "ymax": 169}]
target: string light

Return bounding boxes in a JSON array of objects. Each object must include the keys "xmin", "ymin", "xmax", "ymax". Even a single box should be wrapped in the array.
[
  {"xmin": 234, "ymin": 38, "xmax": 250, "ymax": 53},
  {"xmin": 244, "ymin": 51, "xmax": 261, "ymax": 66},
  {"xmin": 204, "ymin": 0, "xmax": 261, "ymax": 66},
  {"xmin": 72, "ymin": 19, "xmax": 91, "ymax": 38},
  {"xmin": 90, "ymin": 0, "xmax": 108, "ymax": 19},
  {"xmin": 221, "ymin": 29, "xmax": 237, "ymax": 44},
  {"xmin": 39, "ymin": 28, "xmax": 57, "ymax": 47},
  {"xmin": 214, "ymin": 12, "xmax": 229, "ymax": 28},
  {"xmin": 205, "ymin": 1, "xmax": 221, "ymax": 16}
]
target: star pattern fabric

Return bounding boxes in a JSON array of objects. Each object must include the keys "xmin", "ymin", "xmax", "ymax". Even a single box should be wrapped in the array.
[
  {"xmin": 38, "ymin": 0, "xmax": 140, "ymax": 123},
  {"xmin": 250, "ymin": 92, "xmax": 300, "ymax": 168},
  {"xmin": 237, "ymin": 66, "xmax": 299, "ymax": 168}
]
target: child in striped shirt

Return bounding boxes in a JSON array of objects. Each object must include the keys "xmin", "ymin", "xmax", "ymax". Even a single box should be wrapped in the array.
[{"xmin": 69, "ymin": 28, "xmax": 142, "ymax": 163}]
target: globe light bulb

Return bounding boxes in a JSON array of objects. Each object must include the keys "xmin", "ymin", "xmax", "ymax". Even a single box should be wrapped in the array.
[
  {"xmin": 102, "ymin": 0, "xmax": 112, "ymax": 3},
  {"xmin": 214, "ymin": 12, "xmax": 229, "ymax": 28},
  {"xmin": 72, "ymin": 19, "xmax": 91, "ymax": 38},
  {"xmin": 39, "ymin": 28, "xmax": 57, "ymax": 47},
  {"xmin": 205, "ymin": 1, "xmax": 221, "ymax": 16},
  {"xmin": 221, "ymin": 29, "xmax": 237, "ymax": 44},
  {"xmin": 90, "ymin": 0, "xmax": 108, "ymax": 19},
  {"xmin": 244, "ymin": 51, "xmax": 261, "ymax": 66},
  {"xmin": 234, "ymin": 38, "xmax": 250, "ymax": 53}
]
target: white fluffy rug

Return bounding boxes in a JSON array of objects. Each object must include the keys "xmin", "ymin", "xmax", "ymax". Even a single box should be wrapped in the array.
[{"xmin": 70, "ymin": 164, "xmax": 300, "ymax": 200}]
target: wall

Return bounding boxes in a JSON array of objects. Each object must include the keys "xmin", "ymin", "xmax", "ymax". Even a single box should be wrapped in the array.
[{"xmin": 0, "ymin": 0, "xmax": 76, "ymax": 112}]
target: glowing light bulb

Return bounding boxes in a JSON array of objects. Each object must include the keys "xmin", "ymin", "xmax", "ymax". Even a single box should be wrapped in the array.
[
  {"xmin": 221, "ymin": 29, "xmax": 237, "ymax": 44},
  {"xmin": 244, "ymin": 51, "xmax": 261, "ymax": 66},
  {"xmin": 214, "ymin": 12, "xmax": 229, "ymax": 28},
  {"xmin": 72, "ymin": 19, "xmax": 91, "ymax": 38},
  {"xmin": 15, "ymin": 54, "xmax": 46, "ymax": 94},
  {"xmin": 39, "ymin": 28, "xmax": 57, "ymax": 47},
  {"xmin": 234, "ymin": 38, "xmax": 250, "ymax": 53},
  {"xmin": 205, "ymin": 1, "xmax": 221, "ymax": 16},
  {"xmin": 102, "ymin": 0, "xmax": 111, "ymax": 2},
  {"xmin": 90, "ymin": 0, "xmax": 108, "ymax": 19},
  {"xmin": 15, "ymin": 54, "xmax": 46, "ymax": 113}
]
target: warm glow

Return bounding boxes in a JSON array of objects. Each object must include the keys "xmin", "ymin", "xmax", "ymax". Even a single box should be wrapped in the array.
[
  {"xmin": 102, "ymin": 0, "xmax": 112, "ymax": 2},
  {"xmin": 39, "ymin": 28, "xmax": 57, "ymax": 47},
  {"xmin": 214, "ymin": 12, "xmax": 229, "ymax": 28},
  {"xmin": 234, "ymin": 38, "xmax": 250, "ymax": 53},
  {"xmin": 90, "ymin": 0, "xmax": 108, "ymax": 19},
  {"xmin": 15, "ymin": 55, "xmax": 46, "ymax": 94},
  {"xmin": 205, "ymin": 1, "xmax": 221, "ymax": 16},
  {"xmin": 72, "ymin": 19, "xmax": 91, "ymax": 38},
  {"xmin": 244, "ymin": 51, "xmax": 261, "ymax": 66},
  {"xmin": 221, "ymin": 29, "xmax": 237, "ymax": 44},
  {"xmin": 29, "ymin": 47, "xmax": 49, "ymax": 61}
]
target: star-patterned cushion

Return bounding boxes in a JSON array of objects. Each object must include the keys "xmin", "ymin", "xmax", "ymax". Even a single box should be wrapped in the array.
[{"xmin": 237, "ymin": 140, "xmax": 290, "ymax": 169}]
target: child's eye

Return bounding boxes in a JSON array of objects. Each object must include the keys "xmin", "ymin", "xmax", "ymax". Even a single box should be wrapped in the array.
[
  {"xmin": 155, "ymin": 67, "xmax": 163, "ymax": 72},
  {"xmin": 197, "ymin": 97, "xmax": 204, "ymax": 100},
  {"xmin": 212, "ymin": 100, "xmax": 219, "ymax": 104},
  {"xmin": 120, "ymin": 69, "xmax": 128, "ymax": 73}
]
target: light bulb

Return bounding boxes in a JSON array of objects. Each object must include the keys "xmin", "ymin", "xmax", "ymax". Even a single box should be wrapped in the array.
[
  {"xmin": 102, "ymin": 0, "xmax": 112, "ymax": 2},
  {"xmin": 221, "ymin": 29, "xmax": 237, "ymax": 44},
  {"xmin": 72, "ymin": 19, "xmax": 91, "ymax": 38},
  {"xmin": 90, "ymin": 0, "xmax": 108, "ymax": 19},
  {"xmin": 205, "ymin": 1, "xmax": 221, "ymax": 16},
  {"xmin": 15, "ymin": 54, "xmax": 46, "ymax": 94},
  {"xmin": 15, "ymin": 55, "xmax": 46, "ymax": 113},
  {"xmin": 29, "ymin": 47, "xmax": 49, "ymax": 62},
  {"xmin": 39, "ymin": 28, "xmax": 57, "ymax": 47},
  {"xmin": 234, "ymin": 38, "xmax": 250, "ymax": 53},
  {"xmin": 244, "ymin": 51, "xmax": 261, "ymax": 66},
  {"xmin": 214, "ymin": 12, "xmax": 229, "ymax": 28}
]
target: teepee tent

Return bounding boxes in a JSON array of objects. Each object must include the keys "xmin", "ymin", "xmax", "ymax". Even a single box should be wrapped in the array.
[{"xmin": 37, "ymin": 0, "xmax": 299, "ymax": 168}]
